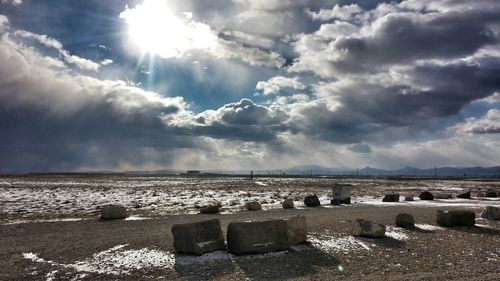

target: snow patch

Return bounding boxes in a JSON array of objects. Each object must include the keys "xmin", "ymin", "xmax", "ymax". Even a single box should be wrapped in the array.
[
  {"xmin": 415, "ymin": 224, "xmax": 444, "ymax": 231},
  {"xmin": 23, "ymin": 245, "xmax": 296, "ymax": 280},
  {"xmin": 386, "ymin": 227, "xmax": 410, "ymax": 241},
  {"xmin": 23, "ymin": 245, "xmax": 175, "ymax": 279},
  {"xmin": 475, "ymin": 223, "xmax": 497, "ymax": 230},
  {"xmin": 23, "ymin": 252, "xmax": 49, "ymax": 263},
  {"xmin": 70, "ymin": 245, "xmax": 174, "ymax": 275},
  {"xmin": 309, "ymin": 233, "xmax": 371, "ymax": 253},
  {"xmin": 124, "ymin": 216, "xmax": 150, "ymax": 221},
  {"xmin": 6, "ymin": 218, "xmax": 84, "ymax": 225}
]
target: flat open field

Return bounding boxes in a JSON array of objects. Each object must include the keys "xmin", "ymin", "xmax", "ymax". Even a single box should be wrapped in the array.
[{"xmin": 1, "ymin": 175, "xmax": 499, "ymax": 280}]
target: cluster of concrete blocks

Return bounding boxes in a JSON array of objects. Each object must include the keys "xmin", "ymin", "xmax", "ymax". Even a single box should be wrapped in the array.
[
  {"xmin": 396, "ymin": 206, "xmax": 500, "ymax": 229},
  {"xmin": 382, "ymin": 189, "xmax": 499, "ymax": 202},
  {"xmin": 171, "ymin": 216, "xmax": 307, "ymax": 256}
]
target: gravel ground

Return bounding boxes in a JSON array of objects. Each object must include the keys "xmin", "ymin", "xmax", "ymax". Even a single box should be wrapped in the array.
[{"xmin": 1, "ymin": 205, "xmax": 499, "ymax": 281}]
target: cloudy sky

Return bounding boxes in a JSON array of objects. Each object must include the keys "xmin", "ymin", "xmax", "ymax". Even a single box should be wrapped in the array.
[{"xmin": 1, "ymin": 0, "xmax": 500, "ymax": 173}]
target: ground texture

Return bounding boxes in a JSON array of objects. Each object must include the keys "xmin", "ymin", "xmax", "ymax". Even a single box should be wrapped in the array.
[{"xmin": 1, "ymin": 205, "xmax": 499, "ymax": 281}]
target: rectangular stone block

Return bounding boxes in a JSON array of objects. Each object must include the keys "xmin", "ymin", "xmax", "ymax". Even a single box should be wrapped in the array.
[
  {"xmin": 227, "ymin": 219, "xmax": 290, "ymax": 255},
  {"xmin": 436, "ymin": 210, "xmax": 475, "ymax": 227},
  {"xmin": 351, "ymin": 219, "xmax": 386, "ymax": 238},
  {"xmin": 172, "ymin": 219, "xmax": 225, "ymax": 255},
  {"xmin": 285, "ymin": 216, "xmax": 307, "ymax": 245}
]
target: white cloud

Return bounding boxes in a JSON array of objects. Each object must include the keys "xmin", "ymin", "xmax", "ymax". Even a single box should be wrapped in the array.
[
  {"xmin": 314, "ymin": 21, "xmax": 359, "ymax": 39},
  {"xmin": 120, "ymin": 1, "xmax": 285, "ymax": 68},
  {"xmin": 100, "ymin": 59, "xmax": 113, "ymax": 66},
  {"xmin": 14, "ymin": 30, "xmax": 63, "ymax": 49},
  {"xmin": 232, "ymin": 0, "xmax": 309, "ymax": 11},
  {"xmin": 61, "ymin": 52, "xmax": 100, "ymax": 71},
  {"xmin": 0, "ymin": 15, "xmax": 9, "ymax": 31},
  {"xmin": 256, "ymin": 76, "xmax": 305, "ymax": 95},
  {"xmin": 0, "ymin": 30, "xmax": 186, "ymax": 117},
  {"xmin": 212, "ymin": 39, "xmax": 285, "ymax": 68},
  {"xmin": 474, "ymin": 92, "xmax": 500, "ymax": 104},
  {"xmin": 307, "ymin": 4, "xmax": 363, "ymax": 21},
  {"xmin": 455, "ymin": 110, "xmax": 500, "ymax": 135},
  {"xmin": 1, "ymin": 0, "xmax": 22, "ymax": 6},
  {"xmin": 13, "ymin": 29, "xmax": 100, "ymax": 71}
]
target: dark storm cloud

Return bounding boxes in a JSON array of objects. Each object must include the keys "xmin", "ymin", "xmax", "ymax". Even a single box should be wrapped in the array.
[
  {"xmin": 288, "ymin": 54, "xmax": 500, "ymax": 144},
  {"xmin": 0, "ymin": 21, "xmax": 195, "ymax": 172},
  {"xmin": 292, "ymin": 4, "xmax": 500, "ymax": 76},
  {"xmin": 336, "ymin": 11, "xmax": 496, "ymax": 66},
  {"xmin": 349, "ymin": 143, "xmax": 372, "ymax": 153}
]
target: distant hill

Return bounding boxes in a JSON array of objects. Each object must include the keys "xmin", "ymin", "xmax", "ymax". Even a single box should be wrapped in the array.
[
  {"xmin": 85, "ymin": 165, "xmax": 500, "ymax": 177},
  {"xmin": 244, "ymin": 165, "xmax": 500, "ymax": 176},
  {"xmin": 357, "ymin": 166, "xmax": 500, "ymax": 177}
]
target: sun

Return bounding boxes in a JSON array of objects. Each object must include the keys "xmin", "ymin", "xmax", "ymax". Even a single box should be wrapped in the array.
[{"xmin": 120, "ymin": 0, "xmax": 216, "ymax": 58}]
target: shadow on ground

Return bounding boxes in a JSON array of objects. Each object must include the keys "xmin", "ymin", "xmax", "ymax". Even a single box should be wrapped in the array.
[
  {"xmin": 174, "ymin": 252, "xmax": 237, "ymax": 280},
  {"xmin": 233, "ymin": 246, "xmax": 340, "ymax": 280},
  {"xmin": 450, "ymin": 225, "xmax": 500, "ymax": 235},
  {"xmin": 173, "ymin": 245, "xmax": 341, "ymax": 281}
]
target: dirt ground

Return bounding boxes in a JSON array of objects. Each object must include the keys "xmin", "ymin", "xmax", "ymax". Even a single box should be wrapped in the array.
[{"xmin": 1, "ymin": 205, "xmax": 499, "ymax": 281}]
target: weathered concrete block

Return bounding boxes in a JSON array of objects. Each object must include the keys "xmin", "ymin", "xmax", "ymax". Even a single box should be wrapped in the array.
[
  {"xmin": 304, "ymin": 195, "xmax": 320, "ymax": 207},
  {"xmin": 434, "ymin": 193, "xmax": 453, "ymax": 199},
  {"xmin": 285, "ymin": 216, "xmax": 307, "ymax": 244},
  {"xmin": 480, "ymin": 206, "xmax": 500, "ymax": 220},
  {"xmin": 485, "ymin": 190, "xmax": 498, "ymax": 198},
  {"xmin": 227, "ymin": 219, "xmax": 290, "ymax": 255},
  {"xmin": 351, "ymin": 219, "xmax": 386, "ymax": 238},
  {"xmin": 199, "ymin": 204, "xmax": 221, "ymax": 214},
  {"xmin": 395, "ymin": 213, "xmax": 415, "ymax": 228},
  {"xmin": 245, "ymin": 201, "xmax": 262, "ymax": 211},
  {"xmin": 340, "ymin": 197, "xmax": 351, "ymax": 204},
  {"xmin": 282, "ymin": 199, "xmax": 294, "ymax": 209},
  {"xmin": 456, "ymin": 191, "xmax": 471, "ymax": 199},
  {"xmin": 332, "ymin": 197, "xmax": 351, "ymax": 205},
  {"xmin": 100, "ymin": 204, "xmax": 127, "ymax": 220},
  {"xmin": 436, "ymin": 210, "xmax": 475, "ymax": 227},
  {"xmin": 172, "ymin": 219, "xmax": 225, "ymax": 255},
  {"xmin": 331, "ymin": 199, "xmax": 341, "ymax": 205},
  {"xmin": 382, "ymin": 194, "xmax": 400, "ymax": 202},
  {"xmin": 419, "ymin": 191, "xmax": 434, "ymax": 200}
]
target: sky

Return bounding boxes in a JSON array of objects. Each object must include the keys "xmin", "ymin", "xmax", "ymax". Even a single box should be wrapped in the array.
[{"xmin": 0, "ymin": 0, "xmax": 500, "ymax": 173}]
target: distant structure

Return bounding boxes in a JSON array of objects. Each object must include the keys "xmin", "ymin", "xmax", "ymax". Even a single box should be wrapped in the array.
[
  {"xmin": 181, "ymin": 170, "xmax": 201, "ymax": 176},
  {"xmin": 332, "ymin": 183, "xmax": 352, "ymax": 202}
]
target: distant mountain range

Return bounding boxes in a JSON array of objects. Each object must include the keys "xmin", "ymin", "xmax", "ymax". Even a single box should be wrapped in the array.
[
  {"xmin": 278, "ymin": 165, "xmax": 500, "ymax": 177},
  {"xmin": 122, "ymin": 165, "xmax": 500, "ymax": 177}
]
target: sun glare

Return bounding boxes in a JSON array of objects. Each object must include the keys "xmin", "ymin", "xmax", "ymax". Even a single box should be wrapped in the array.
[{"xmin": 120, "ymin": 0, "xmax": 216, "ymax": 58}]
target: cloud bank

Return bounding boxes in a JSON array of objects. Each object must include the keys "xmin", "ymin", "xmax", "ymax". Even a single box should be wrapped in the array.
[{"xmin": 1, "ymin": 0, "xmax": 500, "ymax": 172}]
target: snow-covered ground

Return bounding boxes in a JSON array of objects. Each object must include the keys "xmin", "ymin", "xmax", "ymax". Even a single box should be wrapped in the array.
[{"xmin": 1, "ymin": 175, "xmax": 498, "ymax": 222}]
